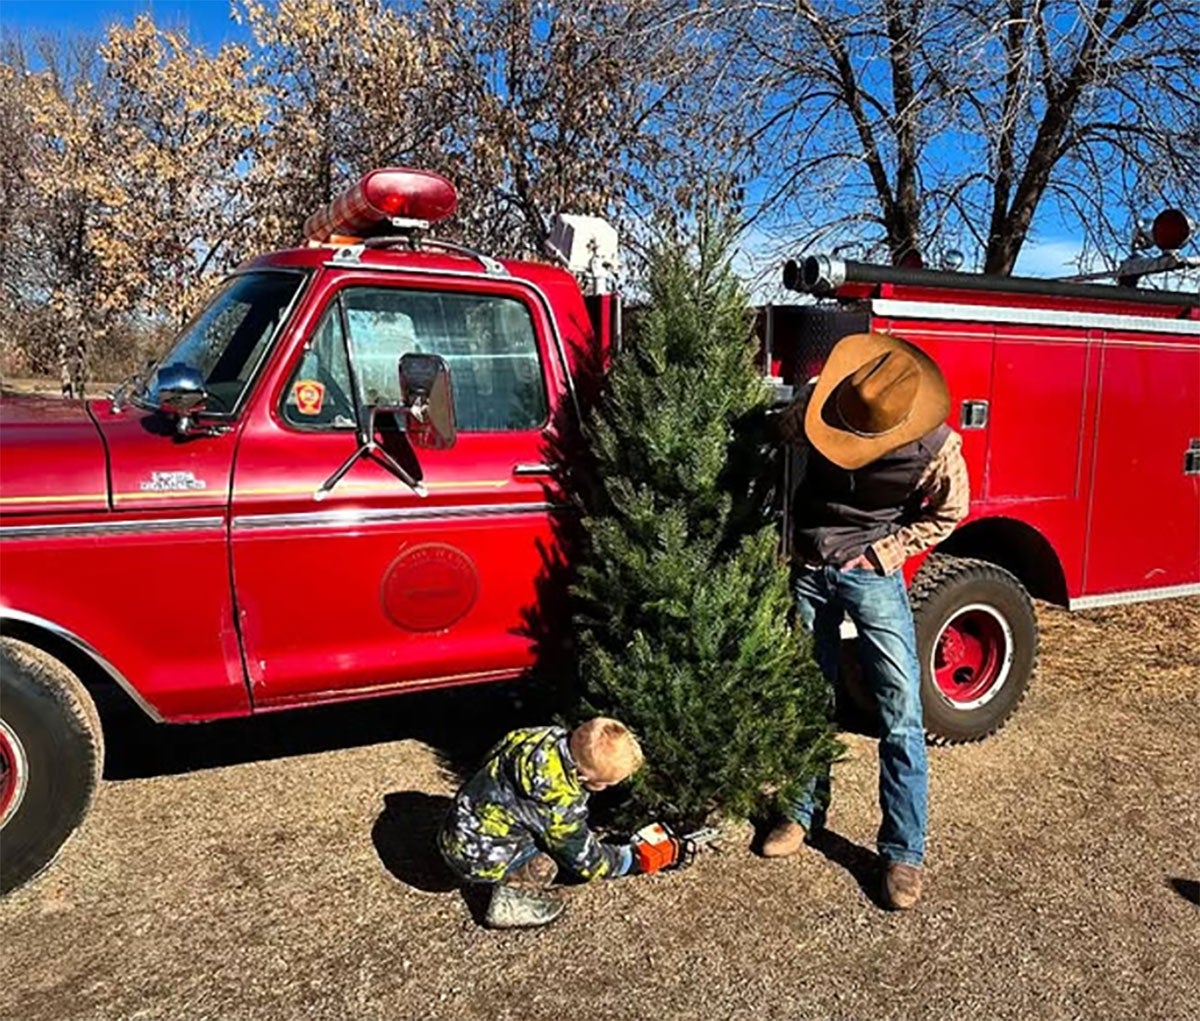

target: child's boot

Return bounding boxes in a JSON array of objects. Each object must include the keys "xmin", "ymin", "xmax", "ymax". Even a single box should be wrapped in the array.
[
  {"xmin": 484, "ymin": 884, "xmax": 564, "ymax": 929},
  {"xmin": 506, "ymin": 853, "xmax": 558, "ymax": 889}
]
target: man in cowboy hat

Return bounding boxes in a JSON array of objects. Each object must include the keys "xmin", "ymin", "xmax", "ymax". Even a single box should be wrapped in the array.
[{"xmin": 765, "ymin": 331, "xmax": 969, "ymax": 910}]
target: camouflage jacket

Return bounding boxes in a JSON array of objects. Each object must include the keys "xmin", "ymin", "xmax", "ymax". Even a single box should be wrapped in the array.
[{"xmin": 439, "ymin": 726, "xmax": 633, "ymax": 882}]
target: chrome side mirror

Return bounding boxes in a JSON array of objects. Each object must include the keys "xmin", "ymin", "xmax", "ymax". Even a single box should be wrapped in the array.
[
  {"xmin": 399, "ymin": 352, "xmax": 456, "ymax": 449},
  {"xmin": 156, "ymin": 363, "xmax": 211, "ymax": 434}
]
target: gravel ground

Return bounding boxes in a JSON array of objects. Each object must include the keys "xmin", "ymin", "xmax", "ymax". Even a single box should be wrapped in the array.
[{"xmin": 1, "ymin": 599, "xmax": 1197, "ymax": 1021}]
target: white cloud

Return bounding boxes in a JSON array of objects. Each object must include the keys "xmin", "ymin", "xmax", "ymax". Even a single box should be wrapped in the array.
[{"xmin": 1013, "ymin": 238, "xmax": 1089, "ymax": 278}]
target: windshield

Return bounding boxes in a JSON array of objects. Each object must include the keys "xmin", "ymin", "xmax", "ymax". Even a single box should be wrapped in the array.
[{"xmin": 141, "ymin": 271, "xmax": 305, "ymax": 414}]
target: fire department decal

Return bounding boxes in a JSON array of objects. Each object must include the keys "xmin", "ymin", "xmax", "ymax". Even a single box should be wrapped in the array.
[
  {"xmin": 140, "ymin": 471, "xmax": 206, "ymax": 492},
  {"xmin": 381, "ymin": 544, "xmax": 479, "ymax": 633},
  {"xmin": 293, "ymin": 379, "xmax": 326, "ymax": 416}
]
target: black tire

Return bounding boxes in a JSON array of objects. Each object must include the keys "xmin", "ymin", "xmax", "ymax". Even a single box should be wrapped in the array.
[
  {"xmin": 0, "ymin": 638, "xmax": 104, "ymax": 895},
  {"xmin": 910, "ymin": 555, "xmax": 1037, "ymax": 744}
]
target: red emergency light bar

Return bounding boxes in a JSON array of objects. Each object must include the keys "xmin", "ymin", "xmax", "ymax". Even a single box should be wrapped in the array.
[{"xmin": 303, "ymin": 168, "xmax": 458, "ymax": 243}]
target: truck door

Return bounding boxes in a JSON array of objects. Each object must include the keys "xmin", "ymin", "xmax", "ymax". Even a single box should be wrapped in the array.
[
  {"xmin": 80, "ymin": 269, "xmax": 309, "ymax": 718},
  {"xmin": 228, "ymin": 275, "xmax": 568, "ymax": 707},
  {"xmin": 1084, "ymin": 332, "xmax": 1200, "ymax": 595}
]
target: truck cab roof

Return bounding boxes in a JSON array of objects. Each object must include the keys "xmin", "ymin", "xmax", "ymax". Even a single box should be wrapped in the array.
[{"xmin": 242, "ymin": 242, "xmax": 583, "ymax": 296}]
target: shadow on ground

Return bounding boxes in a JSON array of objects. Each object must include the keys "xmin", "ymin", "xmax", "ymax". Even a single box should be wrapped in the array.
[
  {"xmin": 807, "ymin": 828, "xmax": 886, "ymax": 908},
  {"xmin": 95, "ymin": 681, "xmax": 547, "ymax": 783},
  {"xmin": 371, "ymin": 790, "xmax": 495, "ymax": 924},
  {"xmin": 372, "ymin": 791, "xmax": 459, "ymax": 893},
  {"xmin": 1167, "ymin": 877, "xmax": 1199, "ymax": 906},
  {"xmin": 749, "ymin": 817, "xmax": 885, "ymax": 909}
]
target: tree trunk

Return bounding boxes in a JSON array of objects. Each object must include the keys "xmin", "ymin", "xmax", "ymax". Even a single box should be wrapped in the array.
[{"xmin": 884, "ymin": 0, "xmax": 922, "ymax": 264}]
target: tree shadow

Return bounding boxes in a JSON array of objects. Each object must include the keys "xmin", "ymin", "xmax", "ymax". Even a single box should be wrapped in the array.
[{"xmin": 1167, "ymin": 877, "xmax": 1199, "ymax": 906}]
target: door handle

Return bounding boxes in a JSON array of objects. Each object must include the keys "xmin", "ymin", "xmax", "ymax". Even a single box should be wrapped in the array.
[
  {"xmin": 1185, "ymin": 439, "xmax": 1200, "ymax": 476},
  {"xmin": 960, "ymin": 400, "xmax": 989, "ymax": 429},
  {"xmin": 513, "ymin": 462, "xmax": 555, "ymax": 477}
]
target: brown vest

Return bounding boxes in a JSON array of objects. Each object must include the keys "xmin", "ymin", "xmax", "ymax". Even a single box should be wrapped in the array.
[{"xmin": 793, "ymin": 425, "xmax": 949, "ymax": 566}]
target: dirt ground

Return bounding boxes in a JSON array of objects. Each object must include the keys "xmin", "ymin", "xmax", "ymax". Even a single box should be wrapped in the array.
[{"xmin": 1, "ymin": 599, "xmax": 1197, "ymax": 1021}]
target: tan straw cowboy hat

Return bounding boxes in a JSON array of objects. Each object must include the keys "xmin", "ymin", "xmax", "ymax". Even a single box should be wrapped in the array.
[{"xmin": 805, "ymin": 332, "xmax": 951, "ymax": 470}]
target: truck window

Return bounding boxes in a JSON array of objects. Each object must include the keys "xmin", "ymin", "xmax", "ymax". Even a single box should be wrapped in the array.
[
  {"xmin": 281, "ymin": 307, "xmax": 356, "ymax": 428},
  {"xmin": 143, "ymin": 270, "xmax": 305, "ymax": 415},
  {"xmin": 346, "ymin": 287, "xmax": 548, "ymax": 431},
  {"xmin": 282, "ymin": 287, "xmax": 549, "ymax": 432}
]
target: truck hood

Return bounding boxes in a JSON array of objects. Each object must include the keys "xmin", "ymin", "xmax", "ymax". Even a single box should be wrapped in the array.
[{"xmin": 0, "ymin": 395, "xmax": 110, "ymax": 515}]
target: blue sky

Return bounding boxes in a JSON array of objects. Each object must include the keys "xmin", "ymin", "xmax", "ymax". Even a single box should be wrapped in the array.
[
  {"xmin": 1, "ymin": 1, "xmax": 247, "ymax": 47},
  {"xmin": 2, "ymin": 0, "xmax": 1110, "ymax": 290}
]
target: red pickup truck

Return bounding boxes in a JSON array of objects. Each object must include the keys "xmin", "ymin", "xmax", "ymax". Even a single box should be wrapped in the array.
[{"xmin": 2, "ymin": 168, "xmax": 1197, "ymax": 894}]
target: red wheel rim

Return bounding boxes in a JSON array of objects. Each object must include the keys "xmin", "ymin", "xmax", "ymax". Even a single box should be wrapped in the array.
[
  {"xmin": 0, "ymin": 719, "xmax": 28, "ymax": 829},
  {"xmin": 932, "ymin": 604, "xmax": 1013, "ymax": 709}
]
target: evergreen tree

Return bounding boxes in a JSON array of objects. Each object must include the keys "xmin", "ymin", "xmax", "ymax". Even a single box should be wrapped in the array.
[{"xmin": 572, "ymin": 222, "xmax": 840, "ymax": 829}]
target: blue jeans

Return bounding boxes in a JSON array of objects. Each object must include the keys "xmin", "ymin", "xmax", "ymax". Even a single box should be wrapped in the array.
[{"xmin": 790, "ymin": 564, "xmax": 928, "ymax": 866}]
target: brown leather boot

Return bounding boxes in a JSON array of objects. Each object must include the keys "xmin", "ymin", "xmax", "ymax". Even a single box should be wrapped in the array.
[
  {"xmin": 883, "ymin": 862, "xmax": 924, "ymax": 910},
  {"xmin": 761, "ymin": 819, "xmax": 807, "ymax": 858}
]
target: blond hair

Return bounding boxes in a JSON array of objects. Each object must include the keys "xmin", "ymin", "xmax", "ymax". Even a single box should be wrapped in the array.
[{"xmin": 570, "ymin": 717, "xmax": 644, "ymax": 782}]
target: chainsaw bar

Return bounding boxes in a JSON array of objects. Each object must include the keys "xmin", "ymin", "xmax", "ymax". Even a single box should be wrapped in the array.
[{"xmin": 673, "ymin": 826, "xmax": 723, "ymax": 869}]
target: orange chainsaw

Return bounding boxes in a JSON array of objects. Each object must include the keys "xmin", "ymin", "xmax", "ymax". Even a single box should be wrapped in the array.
[{"xmin": 631, "ymin": 822, "xmax": 722, "ymax": 874}]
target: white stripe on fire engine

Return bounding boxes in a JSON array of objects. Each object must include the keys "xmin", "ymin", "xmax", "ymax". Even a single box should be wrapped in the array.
[
  {"xmin": 872, "ymin": 298, "xmax": 1200, "ymax": 337},
  {"xmin": 1069, "ymin": 582, "xmax": 1200, "ymax": 611},
  {"xmin": 0, "ymin": 516, "xmax": 224, "ymax": 541},
  {"xmin": 232, "ymin": 501, "xmax": 559, "ymax": 532}
]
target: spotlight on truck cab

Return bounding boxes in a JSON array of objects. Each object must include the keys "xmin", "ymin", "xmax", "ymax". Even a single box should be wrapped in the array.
[
  {"xmin": 303, "ymin": 168, "xmax": 458, "ymax": 243},
  {"xmin": 544, "ymin": 213, "xmax": 620, "ymax": 295}
]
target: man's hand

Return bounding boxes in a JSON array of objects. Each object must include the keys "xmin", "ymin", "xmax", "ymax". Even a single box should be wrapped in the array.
[
  {"xmin": 840, "ymin": 553, "xmax": 875, "ymax": 573},
  {"xmin": 841, "ymin": 548, "xmax": 889, "ymax": 575}
]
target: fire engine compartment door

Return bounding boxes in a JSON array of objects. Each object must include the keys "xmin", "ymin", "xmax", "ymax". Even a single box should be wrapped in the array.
[
  {"xmin": 1083, "ymin": 333, "xmax": 1200, "ymax": 594},
  {"xmin": 228, "ymin": 278, "xmax": 568, "ymax": 707}
]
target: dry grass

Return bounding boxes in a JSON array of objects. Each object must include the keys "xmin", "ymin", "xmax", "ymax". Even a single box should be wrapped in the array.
[{"xmin": 1, "ymin": 599, "xmax": 1197, "ymax": 1021}]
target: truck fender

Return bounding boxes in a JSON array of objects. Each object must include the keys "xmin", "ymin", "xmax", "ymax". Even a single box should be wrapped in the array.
[
  {"xmin": 0, "ymin": 608, "xmax": 162, "ymax": 722},
  {"xmin": 935, "ymin": 516, "xmax": 1069, "ymax": 607}
]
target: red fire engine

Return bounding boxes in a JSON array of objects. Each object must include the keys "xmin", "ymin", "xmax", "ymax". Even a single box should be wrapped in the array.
[
  {"xmin": 766, "ymin": 230, "xmax": 1199, "ymax": 741},
  {"xmin": 0, "ymin": 168, "xmax": 1196, "ymax": 895}
]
